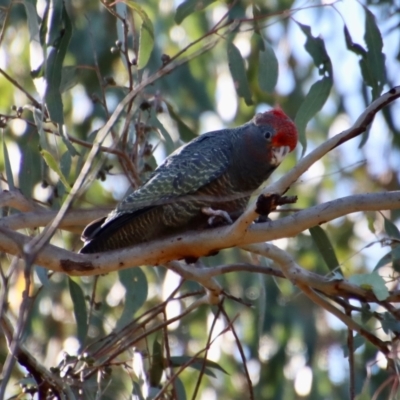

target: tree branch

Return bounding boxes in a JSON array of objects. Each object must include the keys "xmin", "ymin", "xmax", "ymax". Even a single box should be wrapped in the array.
[{"xmin": 0, "ymin": 191, "xmax": 398, "ymax": 277}]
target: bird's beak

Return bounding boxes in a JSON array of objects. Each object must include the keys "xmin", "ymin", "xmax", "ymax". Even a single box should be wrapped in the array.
[{"xmin": 271, "ymin": 145, "xmax": 291, "ymax": 166}]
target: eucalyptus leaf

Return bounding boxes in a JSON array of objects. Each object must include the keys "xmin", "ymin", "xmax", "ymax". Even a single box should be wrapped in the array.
[
  {"xmin": 309, "ymin": 226, "xmax": 340, "ymax": 272},
  {"xmin": 227, "ymin": 41, "xmax": 253, "ymax": 106},
  {"xmin": 40, "ymin": 149, "xmax": 71, "ymax": 190},
  {"xmin": 149, "ymin": 338, "xmax": 164, "ymax": 387},
  {"xmin": 175, "ymin": 0, "xmax": 216, "ymax": 24},
  {"xmin": 348, "ymin": 272, "xmax": 389, "ymax": 301},
  {"xmin": 68, "ymin": 278, "xmax": 88, "ymax": 348},
  {"xmin": 363, "ymin": 6, "xmax": 386, "ymax": 97},
  {"xmin": 120, "ymin": 1, "xmax": 154, "ymax": 69},
  {"xmin": 295, "ymin": 77, "xmax": 332, "ymax": 153},
  {"xmin": 258, "ymin": 40, "xmax": 279, "ymax": 93},
  {"xmin": 383, "ymin": 216, "xmax": 400, "ymax": 239}
]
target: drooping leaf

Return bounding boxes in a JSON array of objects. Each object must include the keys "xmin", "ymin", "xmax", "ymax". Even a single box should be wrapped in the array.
[
  {"xmin": 43, "ymin": 2, "xmax": 78, "ymax": 156},
  {"xmin": 174, "ymin": 377, "xmax": 187, "ymax": 400},
  {"xmin": 381, "ymin": 312, "xmax": 400, "ymax": 334},
  {"xmin": 343, "ymin": 8, "xmax": 386, "ymax": 100},
  {"xmin": 40, "ymin": 149, "xmax": 71, "ymax": 190},
  {"xmin": 361, "ymin": 303, "xmax": 374, "ymax": 324},
  {"xmin": 149, "ymin": 108, "xmax": 175, "ymax": 153},
  {"xmin": 383, "ymin": 216, "xmax": 400, "ymax": 239},
  {"xmin": 2, "ymin": 135, "xmax": 15, "ymax": 190},
  {"xmin": 116, "ymin": 268, "xmax": 148, "ymax": 330},
  {"xmin": 363, "ymin": 6, "xmax": 386, "ymax": 97},
  {"xmin": 32, "ymin": 108, "xmax": 48, "ymax": 150},
  {"xmin": 45, "ymin": 2, "xmax": 72, "ymax": 125},
  {"xmin": 120, "ymin": 1, "xmax": 154, "ymax": 69},
  {"xmin": 295, "ymin": 22, "xmax": 333, "ymax": 153},
  {"xmin": 170, "ymin": 356, "xmax": 229, "ymax": 377},
  {"xmin": 309, "ymin": 226, "xmax": 340, "ymax": 272},
  {"xmin": 258, "ymin": 39, "xmax": 279, "ymax": 93},
  {"xmin": 60, "ymin": 150, "xmax": 72, "ymax": 186},
  {"xmin": 68, "ymin": 278, "xmax": 88, "ymax": 348},
  {"xmin": 175, "ymin": 0, "xmax": 216, "ymax": 24},
  {"xmin": 138, "ymin": 21, "xmax": 154, "ymax": 69},
  {"xmin": 348, "ymin": 272, "xmax": 389, "ymax": 301},
  {"xmin": 60, "ymin": 66, "xmax": 80, "ymax": 93},
  {"xmin": 149, "ymin": 338, "xmax": 164, "ymax": 387},
  {"xmin": 374, "ymin": 246, "xmax": 400, "ymax": 271},
  {"xmin": 227, "ymin": 41, "xmax": 253, "ymax": 106},
  {"xmin": 22, "ymin": 0, "xmax": 44, "ymax": 74},
  {"xmin": 297, "ymin": 22, "xmax": 332, "ymax": 77},
  {"xmin": 166, "ymin": 102, "xmax": 197, "ymax": 142},
  {"xmin": 295, "ymin": 77, "xmax": 332, "ymax": 153}
]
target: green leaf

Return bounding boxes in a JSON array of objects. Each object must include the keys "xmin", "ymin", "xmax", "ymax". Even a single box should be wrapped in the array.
[
  {"xmin": 295, "ymin": 22, "xmax": 333, "ymax": 153},
  {"xmin": 60, "ymin": 66, "xmax": 80, "ymax": 93},
  {"xmin": 138, "ymin": 21, "xmax": 154, "ymax": 69},
  {"xmin": 258, "ymin": 40, "xmax": 278, "ymax": 93},
  {"xmin": 297, "ymin": 22, "xmax": 332, "ymax": 76},
  {"xmin": 149, "ymin": 338, "xmax": 164, "ymax": 387},
  {"xmin": 121, "ymin": 1, "xmax": 154, "ymax": 69},
  {"xmin": 227, "ymin": 41, "xmax": 253, "ymax": 106},
  {"xmin": 374, "ymin": 246, "xmax": 400, "ymax": 271},
  {"xmin": 361, "ymin": 303, "xmax": 374, "ymax": 324},
  {"xmin": 363, "ymin": 6, "xmax": 386, "ymax": 97},
  {"xmin": 383, "ymin": 216, "xmax": 400, "ymax": 239},
  {"xmin": 294, "ymin": 77, "xmax": 332, "ymax": 153},
  {"xmin": 45, "ymin": 2, "xmax": 72, "ymax": 125},
  {"xmin": 68, "ymin": 278, "xmax": 88, "ymax": 348},
  {"xmin": 149, "ymin": 108, "xmax": 175, "ymax": 153},
  {"xmin": 170, "ymin": 356, "xmax": 228, "ymax": 377},
  {"xmin": 2, "ymin": 135, "xmax": 15, "ymax": 190},
  {"xmin": 116, "ymin": 268, "xmax": 148, "ymax": 330},
  {"xmin": 22, "ymin": 1, "xmax": 40, "ymax": 43},
  {"xmin": 32, "ymin": 108, "xmax": 48, "ymax": 150},
  {"xmin": 174, "ymin": 377, "xmax": 187, "ymax": 400},
  {"xmin": 166, "ymin": 102, "xmax": 197, "ymax": 142},
  {"xmin": 22, "ymin": 0, "xmax": 44, "ymax": 74},
  {"xmin": 309, "ymin": 226, "xmax": 340, "ymax": 272},
  {"xmin": 40, "ymin": 149, "xmax": 71, "ymax": 190},
  {"xmin": 381, "ymin": 312, "xmax": 400, "ymax": 334},
  {"xmin": 343, "ymin": 26, "xmax": 366, "ymax": 57},
  {"xmin": 60, "ymin": 151, "xmax": 72, "ymax": 185},
  {"xmin": 175, "ymin": 0, "xmax": 216, "ymax": 24},
  {"xmin": 348, "ymin": 271, "xmax": 389, "ymax": 301}
]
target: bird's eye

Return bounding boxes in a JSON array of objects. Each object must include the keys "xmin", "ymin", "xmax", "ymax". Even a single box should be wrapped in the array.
[{"xmin": 264, "ymin": 131, "xmax": 272, "ymax": 140}]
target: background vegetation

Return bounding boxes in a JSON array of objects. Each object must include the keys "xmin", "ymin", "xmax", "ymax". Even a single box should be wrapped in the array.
[{"xmin": 0, "ymin": 0, "xmax": 400, "ymax": 399}]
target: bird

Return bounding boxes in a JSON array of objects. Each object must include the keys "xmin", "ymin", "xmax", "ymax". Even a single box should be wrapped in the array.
[{"xmin": 80, "ymin": 108, "xmax": 298, "ymax": 254}]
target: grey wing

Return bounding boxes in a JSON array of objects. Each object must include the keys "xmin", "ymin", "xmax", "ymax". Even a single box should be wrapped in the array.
[{"xmin": 114, "ymin": 132, "xmax": 233, "ymax": 215}]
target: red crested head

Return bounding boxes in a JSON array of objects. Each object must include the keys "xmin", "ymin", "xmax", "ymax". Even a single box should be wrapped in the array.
[{"xmin": 254, "ymin": 108, "xmax": 298, "ymax": 152}]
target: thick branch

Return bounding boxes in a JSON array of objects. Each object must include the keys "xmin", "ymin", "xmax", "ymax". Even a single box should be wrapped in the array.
[{"xmin": 0, "ymin": 191, "xmax": 398, "ymax": 276}]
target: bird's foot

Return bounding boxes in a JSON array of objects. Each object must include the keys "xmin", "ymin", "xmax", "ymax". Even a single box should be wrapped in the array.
[
  {"xmin": 256, "ymin": 194, "xmax": 298, "ymax": 218},
  {"xmin": 201, "ymin": 207, "xmax": 233, "ymax": 227}
]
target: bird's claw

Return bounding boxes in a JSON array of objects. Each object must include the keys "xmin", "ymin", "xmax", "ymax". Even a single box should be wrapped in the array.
[{"xmin": 201, "ymin": 207, "xmax": 233, "ymax": 226}]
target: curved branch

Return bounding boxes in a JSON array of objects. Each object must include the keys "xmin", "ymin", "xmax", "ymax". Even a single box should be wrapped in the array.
[
  {"xmin": 239, "ymin": 243, "xmax": 390, "ymax": 355},
  {"xmin": 0, "ymin": 191, "xmax": 398, "ymax": 277}
]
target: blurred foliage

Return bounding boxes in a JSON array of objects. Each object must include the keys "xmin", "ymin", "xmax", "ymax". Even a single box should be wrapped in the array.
[{"xmin": 0, "ymin": 0, "xmax": 400, "ymax": 399}]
